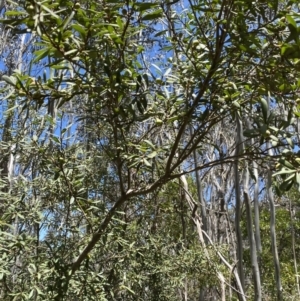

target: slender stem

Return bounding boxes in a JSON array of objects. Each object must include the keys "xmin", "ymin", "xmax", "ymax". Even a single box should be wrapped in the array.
[{"xmin": 234, "ymin": 113, "xmax": 245, "ymax": 293}]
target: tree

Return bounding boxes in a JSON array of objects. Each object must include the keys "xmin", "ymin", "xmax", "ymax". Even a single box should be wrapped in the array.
[{"xmin": 1, "ymin": 0, "xmax": 300, "ymax": 300}]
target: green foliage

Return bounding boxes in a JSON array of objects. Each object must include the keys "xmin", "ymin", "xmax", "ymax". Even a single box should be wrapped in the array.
[
  {"xmin": 242, "ymin": 207, "xmax": 300, "ymax": 299},
  {"xmin": 1, "ymin": 0, "xmax": 300, "ymax": 299}
]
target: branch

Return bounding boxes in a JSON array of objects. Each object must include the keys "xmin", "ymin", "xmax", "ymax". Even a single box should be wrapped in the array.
[{"xmin": 71, "ymin": 194, "xmax": 129, "ymax": 274}]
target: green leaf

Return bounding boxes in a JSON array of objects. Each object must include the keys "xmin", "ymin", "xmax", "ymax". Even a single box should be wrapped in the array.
[
  {"xmin": 2, "ymin": 75, "xmax": 16, "ymax": 86},
  {"xmin": 273, "ymin": 169, "xmax": 296, "ymax": 176},
  {"xmin": 142, "ymin": 9, "xmax": 163, "ymax": 21},
  {"xmin": 243, "ymin": 129, "xmax": 257, "ymax": 138},
  {"xmin": 5, "ymin": 10, "xmax": 27, "ymax": 16},
  {"xmin": 270, "ymin": 135, "xmax": 278, "ymax": 142},
  {"xmin": 142, "ymin": 73, "xmax": 149, "ymax": 88},
  {"xmin": 274, "ymin": 184, "xmax": 282, "ymax": 197},
  {"xmin": 279, "ymin": 179, "xmax": 294, "ymax": 192},
  {"xmin": 136, "ymin": 75, "xmax": 142, "ymax": 93},
  {"xmin": 64, "ymin": 49, "xmax": 78, "ymax": 56},
  {"xmin": 33, "ymin": 47, "xmax": 50, "ymax": 63},
  {"xmin": 72, "ymin": 24, "xmax": 87, "ymax": 36},
  {"xmin": 232, "ymin": 101, "xmax": 240, "ymax": 108},
  {"xmin": 281, "ymin": 44, "xmax": 300, "ymax": 58},
  {"xmin": 143, "ymin": 140, "xmax": 155, "ymax": 149},
  {"xmin": 41, "ymin": 4, "xmax": 60, "ymax": 19},
  {"xmin": 279, "ymin": 159, "xmax": 295, "ymax": 169},
  {"xmin": 137, "ymin": 101, "xmax": 144, "ymax": 114},
  {"xmin": 147, "ymin": 151, "xmax": 157, "ymax": 159},
  {"xmin": 286, "ymin": 15, "xmax": 297, "ymax": 29},
  {"xmin": 121, "ymin": 285, "xmax": 135, "ymax": 295},
  {"xmin": 141, "ymin": 96, "xmax": 147, "ymax": 110},
  {"xmin": 296, "ymin": 173, "xmax": 300, "ymax": 191},
  {"xmin": 143, "ymin": 158, "xmax": 152, "ymax": 167},
  {"xmin": 51, "ymin": 136, "xmax": 60, "ymax": 144},
  {"xmin": 116, "ymin": 16, "xmax": 123, "ymax": 30},
  {"xmin": 260, "ymin": 98, "xmax": 268, "ymax": 122},
  {"xmin": 286, "ymin": 137, "xmax": 294, "ymax": 147},
  {"xmin": 154, "ymin": 30, "xmax": 167, "ymax": 37},
  {"xmin": 48, "ymin": 64, "xmax": 70, "ymax": 70},
  {"xmin": 28, "ymin": 289, "xmax": 34, "ymax": 299},
  {"xmin": 135, "ymin": 3, "xmax": 158, "ymax": 11},
  {"xmin": 167, "ymin": 116, "xmax": 179, "ymax": 123}
]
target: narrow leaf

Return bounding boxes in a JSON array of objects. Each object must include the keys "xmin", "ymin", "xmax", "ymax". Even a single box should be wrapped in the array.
[
  {"xmin": 260, "ymin": 98, "xmax": 268, "ymax": 122},
  {"xmin": 2, "ymin": 75, "xmax": 16, "ymax": 86},
  {"xmin": 142, "ymin": 9, "xmax": 163, "ymax": 21},
  {"xmin": 143, "ymin": 140, "xmax": 155, "ymax": 149},
  {"xmin": 147, "ymin": 151, "xmax": 157, "ymax": 159}
]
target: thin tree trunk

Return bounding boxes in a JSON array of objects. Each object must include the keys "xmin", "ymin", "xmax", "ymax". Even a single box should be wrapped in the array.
[
  {"xmin": 266, "ymin": 95, "xmax": 282, "ymax": 301},
  {"xmin": 190, "ymin": 123, "xmax": 207, "ymax": 235},
  {"xmin": 253, "ymin": 160, "xmax": 262, "ymax": 254},
  {"xmin": 243, "ymin": 167, "xmax": 262, "ymax": 301},
  {"xmin": 234, "ymin": 113, "xmax": 245, "ymax": 295},
  {"xmin": 192, "ymin": 148, "xmax": 208, "ymax": 240},
  {"xmin": 179, "ymin": 180, "xmax": 188, "ymax": 301},
  {"xmin": 289, "ymin": 199, "xmax": 300, "ymax": 297},
  {"xmin": 267, "ymin": 166, "xmax": 282, "ymax": 300},
  {"xmin": 192, "ymin": 150, "xmax": 208, "ymax": 299},
  {"xmin": 245, "ymin": 118, "xmax": 262, "ymax": 256}
]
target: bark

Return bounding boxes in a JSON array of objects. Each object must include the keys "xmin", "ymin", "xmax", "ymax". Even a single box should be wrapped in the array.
[
  {"xmin": 192, "ymin": 147, "xmax": 208, "ymax": 241},
  {"xmin": 253, "ymin": 160, "xmax": 262, "ymax": 254},
  {"xmin": 234, "ymin": 113, "xmax": 245, "ymax": 293},
  {"xmin": 192, "ymin": 148, "xmax": 208, "ymax": 299},
  {"xmin": 267, "ymin": 166, "xmax": 282, "ymax": 300},
  {"xmin": 243, "ymin": 167, "xmax": 262, "ymax": 301},
  {"xmin": 289, "ymin": 199, "xmax": 300, "ymax": 297},
  {"xmin": 245, "ymin": 118, "xmax": 262, "ymax": 256},
  {"xmin": 267, "ymin": 96, "xmax": 283, "ymax": 301}
]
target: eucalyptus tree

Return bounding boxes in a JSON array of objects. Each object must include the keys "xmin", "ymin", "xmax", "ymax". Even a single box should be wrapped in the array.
[{"xmin": 1, "ymin": 0, "xmax": 300, "ymax": 300}]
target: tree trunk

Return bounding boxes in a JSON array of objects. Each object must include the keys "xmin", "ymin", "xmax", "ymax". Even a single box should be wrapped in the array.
[
  {"xmin": 267, "ymin": 96, "xmax": 282, "ymax": 301},
  {"xmin": 243, "ymin": 167, "xmax": 262, "ymax": 301},
  {"xmin": 234, "ymin": 113, "xmax": 245, "ymax": 295}
]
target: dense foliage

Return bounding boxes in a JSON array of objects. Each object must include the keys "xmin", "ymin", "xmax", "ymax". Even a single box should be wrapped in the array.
[{"xmin": 1, "ymin": 0, "xmax": 300, "ymax": 300}]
